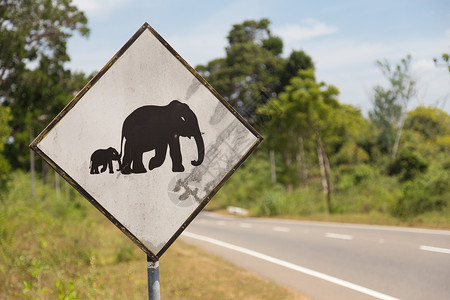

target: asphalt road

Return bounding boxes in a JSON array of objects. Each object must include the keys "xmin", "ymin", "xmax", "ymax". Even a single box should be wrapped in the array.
[{"xmin": 181, "ymin": 212, "xmax": 450, "ymax": 300}]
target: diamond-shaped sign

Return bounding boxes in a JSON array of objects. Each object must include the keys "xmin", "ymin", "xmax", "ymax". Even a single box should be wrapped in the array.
[{"xmin": 30, "ymin": 23, "xmax": 262, "ymax": 261}]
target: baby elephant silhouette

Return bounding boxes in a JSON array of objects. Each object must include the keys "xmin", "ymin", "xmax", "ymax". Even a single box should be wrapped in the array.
[{"xmin": 90, "ymin": 147, "xmax": 121, "ymax": 174}]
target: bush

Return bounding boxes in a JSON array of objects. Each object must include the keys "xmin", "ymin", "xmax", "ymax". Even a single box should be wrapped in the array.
[
  {"xmin": 0, "ymin": 171, "xmax": 102, "ymax": 299},
  {"xmin": 251, "ymin": 185, "xmax": 326, "ymax": 217},
  {"xmin": 333, "ymin": 165, "xmax": 400, "ymax": 214},
  {"xmin": 256, "ymin": 188, "xmax": 285, "ymax": 216},
  {"xmin": 214, "ymin": 150, "xmax": 272, "ymax": 209},
  {"xmin": 393, "ymin": 169, "xmax": 449, "ymax": 218},
  {"xmin": 388, "ymin": 149, "xmax": 428, "ymax": 181},
  {"xmin": 336, "ymin": 164, "xmax": 375, "ymax": 191}
]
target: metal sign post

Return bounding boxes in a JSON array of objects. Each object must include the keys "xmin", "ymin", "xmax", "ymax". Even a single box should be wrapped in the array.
[{"xmin": 147, "ymin": 257, "xmax": 160, "ymax": 300}]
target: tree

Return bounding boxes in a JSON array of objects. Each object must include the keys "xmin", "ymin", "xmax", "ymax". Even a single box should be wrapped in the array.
[
  {"xmin": 197, "ymin": 19, "xmax": 282, "ymax": 127},
  {"xmin": 329, "ymin": 104, "xmax": 372, "ymax": 166},
  {"xmin": 197, "ymin": 19, "xmax": 314, "ymax": 129},
  {"xmin": 0, "ymin": 106, "xmax": 12, "ymax": 186},
  {"xmin": 402, "ymin": 106, "xmax": 450, "ymax": 155},
  {"xmin": 0, "ymin": 0, "xmax": 89, "ymax": 102},
  {"xmin": 369, "ymin": 55, "xmax": 416, "ymax": 159},
  {"xmin": 279, "ymin": 50, "xmax": 314, "ymax": 90},
  {"xmin": 404, "ymin": 106, "xmax": 449, "ymax": 140},
  {"xmin": 259, "ymin": 69, "xmax": 340, "ymax": 212},
  {"xmin": 0, "ymin": 0, "xmax": 89, "ymax": 170},
  {"xmin": 434, "ymin": 53, "xmax": 450, "ymax": 74}
]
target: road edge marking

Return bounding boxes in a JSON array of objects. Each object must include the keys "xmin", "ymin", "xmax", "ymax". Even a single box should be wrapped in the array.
[
  {"xmin": 420, "ymin": 245, "xmax": 450, "ymax": 254},
  {"xmin": 183, "ymin": 231, "xmax": 400, "ymax": 300},
  {"xmin": 325, "ymin": 232, "xmax": 353, "ymax": 240},
  {"xmin": 273, "ymin": 226, "xmax": 290, "ymax": 232}
]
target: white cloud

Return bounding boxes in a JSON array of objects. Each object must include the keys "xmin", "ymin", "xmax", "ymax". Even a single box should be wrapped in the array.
[
  {"xmin": 285, "ymin": 27, "xmax": 450, "ymax": 115},
  {"xmin": 273, "ymin": 19, "xmax": 338, "ymax": 44},
  {"xmin": 72, "ymin": 0, "xmax": 127, "ymax": 14},
  {"xmin": 167, "ymin": 33, "xmax": 227, "ymax": 68},
  {"xmin": 412, "ymin": 59, "xmax": 436, "ymax": 72}
]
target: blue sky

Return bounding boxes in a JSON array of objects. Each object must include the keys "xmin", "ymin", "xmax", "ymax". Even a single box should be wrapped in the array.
[{"xmin": 68, "ymin": 0, "xmax": 450, "ymax": 115}]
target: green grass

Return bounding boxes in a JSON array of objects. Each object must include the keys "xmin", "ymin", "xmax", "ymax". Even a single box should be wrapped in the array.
[
  {"xmin": 0, "ymin": 171, "xmax": 307, "ymax": 299},
  {"xmin": 211, "ymin": 153, "xmax": 450, "ymax": 229}
]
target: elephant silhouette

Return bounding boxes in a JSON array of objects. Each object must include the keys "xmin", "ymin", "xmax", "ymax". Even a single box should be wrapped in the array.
[
  {"xmin": 90, "ymin": 147, "xmax": 121, "ymax": 174},
  {"xmin": 119, "ymin": 100, "xmax": 204, "ymax": 174}
]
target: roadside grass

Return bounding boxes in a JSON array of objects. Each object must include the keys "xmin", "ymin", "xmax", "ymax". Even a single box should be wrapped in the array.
[
  {"xmin": 0, "ymin": 171, "xmax": 307, "ymax": 299},
  {"xmin": 210, "ymin": 155, "xmax": 450, "ymax": 230}
]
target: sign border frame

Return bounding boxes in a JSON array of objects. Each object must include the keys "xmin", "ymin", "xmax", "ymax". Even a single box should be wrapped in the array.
[{"xmin": 30, "ymin": 22, "xmax": 263, "ymax": 262}]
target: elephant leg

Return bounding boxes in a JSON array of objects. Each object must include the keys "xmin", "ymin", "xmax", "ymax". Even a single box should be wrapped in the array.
[
  {"xmin": 100, "ymin": 163, "xmax": 107, "ymax": 173},
  {"xmin": 149, "ymin": 145, "xmax": 167, "ymax": 170},
  {"xmin": 131, "ymin": 150, "xmax": 146, "ymax": 173},
  {"xmin": 90, "ymin": 161, "xmax": 96, "ymax": 174},
  {"xmin": 169, "ymin": 136, "xmax": 184, "ymax": 172},
  {"xmin": 91, "ymin": 165, "xmax": 100, "ymax": 174},
  {"xmin": 108, "ymin": 161, "xmax": 114, "ymax": 173},
  {"xmin": 121, "ymin": 144, "xmax": 132, "ymax": 174}
]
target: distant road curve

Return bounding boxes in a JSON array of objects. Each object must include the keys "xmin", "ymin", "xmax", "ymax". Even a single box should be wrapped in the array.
[{"xmin": 182, "ymin": 212, "xmax": 450, "ymax": 300}]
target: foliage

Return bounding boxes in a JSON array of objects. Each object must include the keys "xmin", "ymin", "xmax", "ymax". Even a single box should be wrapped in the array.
[
  {"xmin": 440, "ymin": 52, "xmax": 450, "ymax": 73},
  {"xmin": 3, "ymin": 65, "xmax": 89, "ymax": 169},
  {"xmin": 369, "ymin": 55, "xmax": 416, "ymax": 158},
  {"xmin": 404, "ymin": 106, "xmax": 450, "ymax": 141},
  {"xmin": 388, "ymin": 149, "xmax": 428, "ymax": 181},
  {"xmin": 0, "ymin": 106, "xmax": 12, "ymax": 184},
  {"xmin": 0, "ymin": 0, "xmax": 89, "ymax": 101},
  {"xmin": 393, "ymin": 166, "xmax": 449, "ymax": 218},
  {"xmin": 200, "ymin": 20, "xmax": 449, "ymax": 222},
  {"xmin": 197, "ymin": 18, "xmax": 314, "ymax": 128},
  {"xmin": 214, "ymin": 150, "xmax": 272, "ymax": 208},
  {"xmin": 259, "ymin": 68, "xmax": 366, "ymax": 212},
  {"xmin": 0, "ymin": 0, "xmax": 90, "ymax": 170}
]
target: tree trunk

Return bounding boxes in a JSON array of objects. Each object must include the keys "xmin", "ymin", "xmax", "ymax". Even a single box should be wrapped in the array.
[
  {"xmin": 391, "ymin": 118, "xmax": 404, "ymax": 160},
  {"xmin": 322, "ymin": 143, "xmax": 332, "ymax": 213},
  {"xmin": 315, "ymin": 130, "xmax": 332, "ymax": 213},
  {"xmin": 297, "ymin": 135, "xmax": 307, "ymax": 184},
  {"xmin": 285, "ymin": 155, "xmax": 293, "ymax": 194},
  {"xmin": 316, "ymin": 139, "xmax": 327, "ymax": 194},
  {"xmin": 270, "ymin": 149, "xmax": 277, "ymax": 185}
]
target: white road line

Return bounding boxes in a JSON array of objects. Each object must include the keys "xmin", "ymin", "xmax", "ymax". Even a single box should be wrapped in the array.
[
  {"xmin": 420, "ymin": 245, "xmax": 450, "ymax": 254},
  {"xmin": 183, "ymin": 232, "xmax": 400, "ymax": 300},
  {"xmin": 273, "ymin": 226, "xmax": 290, "ymax": 232},
  {"xmin": 240, "ymin": 223, "xmax": 252, "ymax": 228},
  {"xmin": 325, "ymin": 233, "xmax": 353, "ymax": 240}
]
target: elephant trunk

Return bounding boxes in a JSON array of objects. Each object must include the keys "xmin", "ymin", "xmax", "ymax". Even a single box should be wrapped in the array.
[
  {"xmin": 116, "ymin": 158, "xmax": 122, "ymax": 171},
  {"xmin": 191, "ymin": 132, "xmax": 204, "ymax": 166}
]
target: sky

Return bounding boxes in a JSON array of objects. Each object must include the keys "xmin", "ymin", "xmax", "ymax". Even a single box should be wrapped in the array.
[{"xmin": 68, "ymin": 0, "xmax": 450, "ymax": 116}]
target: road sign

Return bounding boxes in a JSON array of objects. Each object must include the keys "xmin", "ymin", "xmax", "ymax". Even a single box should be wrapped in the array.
[{"xmin": 30, "ymin": 22, "xmax": 262, "ymax": 262}]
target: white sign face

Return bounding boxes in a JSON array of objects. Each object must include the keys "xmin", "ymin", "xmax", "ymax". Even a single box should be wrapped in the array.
[{"xmin": 30, "ymin": 23, "xmax": 262, "ymax": 260}]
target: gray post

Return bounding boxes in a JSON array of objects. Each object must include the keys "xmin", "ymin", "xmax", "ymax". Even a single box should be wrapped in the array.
[{"xmin": 147, "ymin": 256, "xmax": 160, "ymax": 300}]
